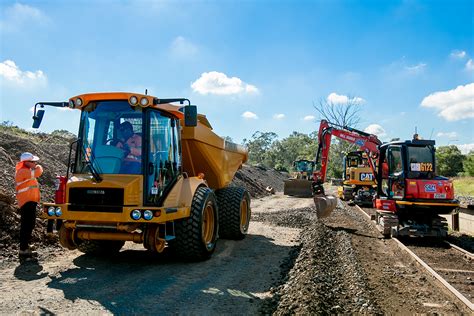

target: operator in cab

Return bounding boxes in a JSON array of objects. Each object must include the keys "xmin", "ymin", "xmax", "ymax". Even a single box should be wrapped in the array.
[{"xmin": 115, "ymin": 121, "xmax": 142, "ymax": 174}]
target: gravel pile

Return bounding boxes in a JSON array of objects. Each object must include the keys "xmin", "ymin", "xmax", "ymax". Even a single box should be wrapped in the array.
[
  {"xmin": 256, "ymin": 205, "xmax": 382, "ymax": 315},
  {"xmin": 456, "ymin": 195, "xmax": 474, "ymax": 207}
]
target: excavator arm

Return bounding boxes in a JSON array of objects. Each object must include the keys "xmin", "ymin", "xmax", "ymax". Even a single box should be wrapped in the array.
[{"xmin": 312, "ymin": 120, "xmax": 382, "ymax": 217}]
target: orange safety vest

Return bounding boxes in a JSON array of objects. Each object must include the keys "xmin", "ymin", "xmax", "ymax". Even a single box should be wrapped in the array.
[{"xmin": 15, "ymin": 162, "xmax": 43, "ymax": 208}]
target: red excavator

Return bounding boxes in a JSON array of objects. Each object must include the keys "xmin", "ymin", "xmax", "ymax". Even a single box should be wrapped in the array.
[{"xmin": 312, "ymin": 120, "xmax": 459, "ymax": 238}]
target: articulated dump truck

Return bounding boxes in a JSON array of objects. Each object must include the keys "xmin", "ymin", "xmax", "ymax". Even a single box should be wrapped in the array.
[{"xmin": 32, "ymin": 92, "xmax": 250, "ymax": 260}]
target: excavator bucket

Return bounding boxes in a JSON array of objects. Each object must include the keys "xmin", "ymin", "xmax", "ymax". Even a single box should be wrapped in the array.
[
  {"xmin": 313, "ymin": 194, "xmax": 337, "ymax": 218},
  {"xmin": 283, "ymin": 179, "xmax": 313, "ymax": 197}
]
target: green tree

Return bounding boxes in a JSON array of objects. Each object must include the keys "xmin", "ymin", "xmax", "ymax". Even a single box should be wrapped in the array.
[
  {"xmin": 463, "ymin": 151, "xmax": 474, "ymax": 176},
  {"xmin": 242, "ymin": 131, "xmax": 278, "ymax": 165},
  {"xmin": 436, "ymin": 145, "xmax": 464, "ymax": 177},
  {"xmin": 267, "ymin": 132, "xmax": 318, "ymax": 171}
]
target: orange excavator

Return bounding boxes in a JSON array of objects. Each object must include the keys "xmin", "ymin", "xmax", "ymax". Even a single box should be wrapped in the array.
[{"xmin": 312, "ymin": 120, "xmax": 459, "ymax": 238}]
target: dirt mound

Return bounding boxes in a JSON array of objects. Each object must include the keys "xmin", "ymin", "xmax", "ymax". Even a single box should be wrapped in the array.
[
  {"xmin": 0, "ymin": 128, "xmax": 74, "ymax": 261},
  {"xmin": 231, "ymin": 165, "xmax": 288, "ymax": 198}
]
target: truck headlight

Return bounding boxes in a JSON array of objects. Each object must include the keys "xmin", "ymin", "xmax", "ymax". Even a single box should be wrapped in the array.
[
  {"xmin": 140, "ymin": 97, "xmax": 149, "ymax": 106},
  {"xmin": 55, "ymin": 207, "xmax": 62, "ymax": 217},
  {"xmin": 131, "ymin": 210, "xmax": 141, "ymax": 220},
  {"xmin": 47, "ymin": 206, "xmax": 55, "ymax": 216},
  {"xmin": 129, "ymin": 96, "xmax": 138, "ymax": 105},
  {"xmin": 143, "ymin": 210, "xmax": 153, "ymax": 220}
]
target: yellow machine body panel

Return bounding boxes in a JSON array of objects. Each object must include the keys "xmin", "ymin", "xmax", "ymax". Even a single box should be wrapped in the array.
[
  {"xmin": 181, "ymin": 119, "xmax": 248, "ymax": 190},
  {"xmin": 343, "ymin": 166, "xmax": 376, "ymax": 186}
]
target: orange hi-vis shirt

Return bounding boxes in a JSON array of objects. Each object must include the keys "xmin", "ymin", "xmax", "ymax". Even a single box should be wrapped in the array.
[{"xmin": 15, "ymin": 162, "xmax": 43, "ymax": 208}]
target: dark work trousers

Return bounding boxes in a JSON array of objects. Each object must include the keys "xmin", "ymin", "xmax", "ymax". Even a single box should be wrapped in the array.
[{"xmin": 19, "ymin": 201, "xmax": 37, "ymax": 251}]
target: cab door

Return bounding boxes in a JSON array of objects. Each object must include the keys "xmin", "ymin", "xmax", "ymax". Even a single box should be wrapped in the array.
[
  {"xmin": 145, "ymin": 110, "xmax": 181, "ymax": 206},
  {"xmin": 387, "ymin": 146, "xmax": 405, "ymax": 199}
]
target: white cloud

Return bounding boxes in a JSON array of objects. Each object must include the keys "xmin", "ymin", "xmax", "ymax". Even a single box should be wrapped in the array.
[
  {"xmin": 436, "ymin": 131, "xmax": 458, "ymax": 138},
  {"xmin": 404, "ymin": 62, "xmax": 427, "ymax": 74},
  {"xmin": 457, "ymin": 143, "xmax": 474, "ymax": 154},
  {"xmin": 466, "ymin": 59, "xmax": 474, "ymax": 71},
  {"xmin": 420, "ymin": 83, "xmax": 474, "ymax": 121},
  {"xmin": 326, "ymin": 92, "xmax": 365, "ymax": 105},
  {"xmin": 303, "ymin": 115, "xmax": 315, "ymax": 121},
  {"xmin": 0, "ymin": 3, "xmax": 49, "ymax": 32},
  {"xmin": 450, "ymin": 50, "xmax": 467, "ymax": 59},
  {"xmin": 0, "ymin": 60, "xmax": 47, "ymax": 86},
  {"xmin": 242, "ymin": 111, "xmax": 258, "ymax": 119},
  {"xmin": 170, "ymin": 36, "xmax": 198, "ymax": 58},
  {"xmin": 273, "ymin": 113, "xmax": 285, "ymax": 120},
  {"xmin": 364, "ymin": 124, "xmax": 387, "ymax": 138},
  {"xmin": 191, "ymin": 71, "xmax": 259, "ymax": 95}
]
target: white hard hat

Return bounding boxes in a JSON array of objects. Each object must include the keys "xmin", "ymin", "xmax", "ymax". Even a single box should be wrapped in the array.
[{"xmin": 20, "ymin": 152, "xmax": 40, "ymax": 162}]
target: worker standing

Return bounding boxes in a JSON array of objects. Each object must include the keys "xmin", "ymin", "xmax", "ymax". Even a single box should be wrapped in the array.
[{"xmin": 15, "ymin": 152, "xmax": 43, "ymax": 258}]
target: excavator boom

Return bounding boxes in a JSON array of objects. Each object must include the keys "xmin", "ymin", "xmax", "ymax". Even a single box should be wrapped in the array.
[{"xmin": 312, "ymin": 120, "xmax": 382, "ymax": 218}]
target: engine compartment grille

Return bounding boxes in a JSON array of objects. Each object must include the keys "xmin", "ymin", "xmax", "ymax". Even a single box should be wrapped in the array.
[{"xmin": 68, "ymin": 188, "xmax": 124, "ymax": 213}]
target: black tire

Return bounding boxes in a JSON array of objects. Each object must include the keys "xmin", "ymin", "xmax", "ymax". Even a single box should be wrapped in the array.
[
  {"xmin": 77, "ymin": 240, "xmax": 125, "ymax": 255},
  {"xmin": 170, "ymin": 186, "xmax": 219, "ymax": 261},
  {"xmin": 216, "ymin": 186, "xmax": 251, "ymax": 240}
]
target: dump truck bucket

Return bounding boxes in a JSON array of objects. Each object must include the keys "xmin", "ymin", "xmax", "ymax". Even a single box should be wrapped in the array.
[
  {"xmin": 283, "ymin": 179, "xmax": 313, "ymax": 197},
  {"xmin": 314, "ymin": 194, "xmax": 337, "ymax": 218}
]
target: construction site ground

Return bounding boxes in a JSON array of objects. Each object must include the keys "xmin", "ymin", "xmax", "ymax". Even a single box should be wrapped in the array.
[
  {"xmin": 0, "ymin": 128, "xmax": 473, "ymax": 314},
  {"xmin": 0, "ymin": 191, "xmax": 472, "ymax": 314}
]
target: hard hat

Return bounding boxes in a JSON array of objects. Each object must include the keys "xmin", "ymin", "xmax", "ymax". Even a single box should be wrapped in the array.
[{"xmin": 20, "ymin": 152, "xmax": 40, "ymax": 162}]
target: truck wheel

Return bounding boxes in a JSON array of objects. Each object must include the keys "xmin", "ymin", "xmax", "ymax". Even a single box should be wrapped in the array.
[
  {"xmin": 171, "ymin": 186, "xmax": 218, "ymax": 261},
  {"xmin": 59, "ymin": 225, "xmax": 77, "ymax": 250},
  {"xmin": 216, "ymin": 186, "xmax": 251, "ymax": 240},
  {"xmin": 77, "ymin": 240, "xmax": 125, "ymax": 255}
]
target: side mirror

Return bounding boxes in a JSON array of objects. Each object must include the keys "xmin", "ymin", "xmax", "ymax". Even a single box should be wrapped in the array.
[
  {"xmin": 184, "ymin": 105, "xmax": 197, "ymax": 127},
  {"xmin": 32, "ymin": 109, "xmax": 45, "ymax": 129}
]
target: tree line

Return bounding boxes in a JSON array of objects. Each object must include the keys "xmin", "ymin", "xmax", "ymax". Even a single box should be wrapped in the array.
[{"xmin": 242, "ymin": 131, "xmax": 474, "ymax": 178}]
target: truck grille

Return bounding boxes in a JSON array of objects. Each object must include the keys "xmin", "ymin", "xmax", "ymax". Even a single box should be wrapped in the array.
[{"xmin": 68, "ymin": 188, "xmax": 124, "ymax": 213}]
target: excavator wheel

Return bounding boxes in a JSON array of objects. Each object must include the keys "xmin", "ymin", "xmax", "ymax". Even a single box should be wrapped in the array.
[
  {"xmin": 216, "ymin": 186, "xmax": 251, "ymax": 240},
  {"xmin": 76, "ymin": 240, "xmax": 125, "ymax": 255},
  {"xmin": 169, "ymin": 186, "xmax": 218, "ymax": 261}
]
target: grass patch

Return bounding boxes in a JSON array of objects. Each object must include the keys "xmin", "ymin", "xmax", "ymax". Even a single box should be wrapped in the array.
[{"xmin": 453, "ymin": 177, "xmax": 474, "ymax": 196}]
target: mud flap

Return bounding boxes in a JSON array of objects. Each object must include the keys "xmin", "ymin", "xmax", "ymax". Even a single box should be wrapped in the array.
[
  {"xmin": 283, "ymin": 179, "xmax": 313, "ymax": 197},
  {"xmin": 314, "ymin": 195, "xmax": 337, "ymax": 218}
]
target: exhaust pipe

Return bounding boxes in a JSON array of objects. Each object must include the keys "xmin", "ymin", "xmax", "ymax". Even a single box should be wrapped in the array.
[{"xmin": 314, "ymin": 194, "xmax": 337, "ymax": 218}]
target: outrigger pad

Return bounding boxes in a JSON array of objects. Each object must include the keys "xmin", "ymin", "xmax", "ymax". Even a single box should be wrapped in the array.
[{"xmin": 314, "ymin": 195, "xmax": 337, "ymax": 218}]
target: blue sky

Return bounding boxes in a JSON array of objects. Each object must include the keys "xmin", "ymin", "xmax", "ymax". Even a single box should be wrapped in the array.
[{"xmin": 1, "ymin": 0, "xmax": 473, "ymax": 153}]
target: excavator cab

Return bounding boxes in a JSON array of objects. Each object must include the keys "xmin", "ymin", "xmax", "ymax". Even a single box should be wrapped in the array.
[
  {"xmin": 374, "ymin": 139, "xmax": 459, "ymax": 237},
  {"xmin": 283, "ymin": 159, "xmax": 315, "ymax": 197}
]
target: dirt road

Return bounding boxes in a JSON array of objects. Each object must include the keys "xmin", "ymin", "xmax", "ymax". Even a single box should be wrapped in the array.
[
  {"xmin": 1, "ymin": 193, "xmax": 471, "ymax": 315},
  {"xmin": 0, "ymin": 194, "xmax": 313, "ymax": 315}
]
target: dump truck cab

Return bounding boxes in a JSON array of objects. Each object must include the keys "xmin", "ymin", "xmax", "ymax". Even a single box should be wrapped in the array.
[{"xmin": 33, "ymin": 92, "xmax": 251, "ymax": 260}]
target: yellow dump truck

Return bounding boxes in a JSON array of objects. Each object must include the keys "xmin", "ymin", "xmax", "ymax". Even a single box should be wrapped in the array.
[{"xmin": 32, "ymin": 92, "xmax": 250, "ymax": 260}]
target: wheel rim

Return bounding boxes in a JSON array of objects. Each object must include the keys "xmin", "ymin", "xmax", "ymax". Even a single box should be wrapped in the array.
[
  {"xmin": 240, "ymin": 198, "xmax": 249, "ymax": 232},
  {"xmin": 202, "ymin": 202, "xmax": 215, "ymax": 246}
]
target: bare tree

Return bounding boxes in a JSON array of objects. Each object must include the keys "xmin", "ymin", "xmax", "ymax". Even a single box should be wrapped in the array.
[
  {"xmin": 313, "ymin": 96, "xmax": 362, "ymax": 128},
  {"xmin": 312, "ymin": 96, "xmax": 364, "ymax": 178}
]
